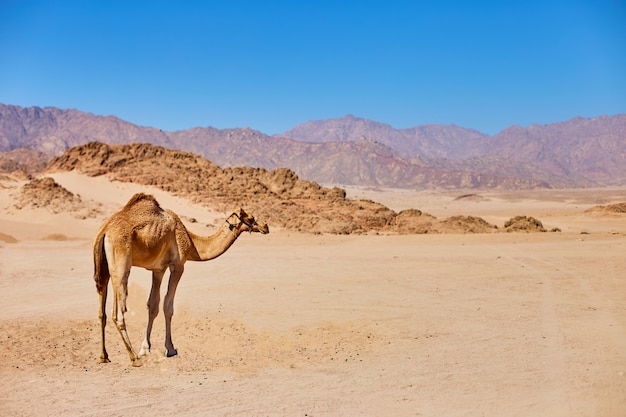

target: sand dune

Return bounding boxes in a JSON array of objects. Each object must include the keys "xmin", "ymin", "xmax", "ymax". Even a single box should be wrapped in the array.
[{"xmin": 1, "ymin": 173, "xmax": 625, "ymax": 416}]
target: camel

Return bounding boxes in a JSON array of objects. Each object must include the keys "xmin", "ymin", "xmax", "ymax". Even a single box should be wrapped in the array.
[{"xmin": 93, "ymin": 193, "xmax": 269, "ymax": 366}]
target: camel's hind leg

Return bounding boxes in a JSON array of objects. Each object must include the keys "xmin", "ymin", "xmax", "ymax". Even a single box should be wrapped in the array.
[
  {"xmin": 111, "ymin": 269, "xmax": 142, "ymax": 367},
  {"xmin": 103, "ymin": 236, "xmax": 141, "ymax": 366},
  {"xmin": 98, "ymin": 283, "xmax": 110, "ymax": 363}
]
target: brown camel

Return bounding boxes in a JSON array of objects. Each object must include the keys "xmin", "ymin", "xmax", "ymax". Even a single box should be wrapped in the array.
[{"xmin": 93, "ymin": 193, "xmax": 269, "ymax": 366}]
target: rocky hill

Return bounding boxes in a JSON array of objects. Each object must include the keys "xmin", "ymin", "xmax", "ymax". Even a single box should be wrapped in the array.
[
  {"xmin": 0, "ymin": 147, "xmax": 50, "ymax": 175},
  {"xmin": 2, "ymin": 104, "xmax": 624, "ymax": 188},
  {"xmin": 585, "ymin": 202, "xmax": 626, "ymax": 215},
  {"xmin": 45, "ymin": 142, "xmax": 391, "ymax": 234},
  {"xmin": 14, "ymin": 176, "xmax": 103, "ymax": 219},
  {"xmin": 44, "ymin": 142, "xmax": 522, "ymax": 234}
]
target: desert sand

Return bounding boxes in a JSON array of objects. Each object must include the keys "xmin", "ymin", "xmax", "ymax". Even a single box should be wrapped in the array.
[{"xmin": 1, "ymin": 172, "xmax": 625, "ymax": 416}]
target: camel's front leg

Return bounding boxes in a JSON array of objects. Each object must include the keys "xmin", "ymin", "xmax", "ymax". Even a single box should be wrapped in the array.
[
  {"xmin": 163, "ymin": 265, "xmax": 183, "ymax": 357},
  {"xmin": 139, "ymin": 270, "xmax": 165, "ymax": 357}
]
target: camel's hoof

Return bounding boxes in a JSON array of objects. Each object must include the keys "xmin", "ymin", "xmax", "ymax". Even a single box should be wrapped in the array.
[
  {"xmin": 98, "ymin": 357, "xmax": 111, "ymax": 364},
  {"xmin": 166, "ymin": 348, "xmax": 178, "ymax": 358},
  {"xmin": 131, "ymin": 358, "xmax": 143, "ymax": 367}
]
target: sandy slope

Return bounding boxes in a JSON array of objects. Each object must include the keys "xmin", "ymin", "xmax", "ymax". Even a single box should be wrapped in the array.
[{"xmin": 1, "ymin": 173, "xmax": 625, "ymax": 417}]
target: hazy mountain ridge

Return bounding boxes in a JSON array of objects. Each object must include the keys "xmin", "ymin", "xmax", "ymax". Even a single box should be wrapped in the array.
[
  {"xmin": 0, "ymin": 104, "xmax": 174, "ymax": 154},
  {"xmin": 285, "ymin": 113, "xmax": 626, "ymax": 187},
  {"xmin": 281, "ymin": 114, "xmax": 489, "ymax": 159},
  {"xmin": 1, "ymin": 104, "xmax": 624, "ymax": 188},
  {"xmin": 483, "ymin": 116, "xmax": 626, "ymax": 186}
]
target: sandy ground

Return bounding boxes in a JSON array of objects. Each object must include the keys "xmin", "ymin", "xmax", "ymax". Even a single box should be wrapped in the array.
[{"xmin": 1, "ymin": 173, "xmax": 625, "ymax": 416}]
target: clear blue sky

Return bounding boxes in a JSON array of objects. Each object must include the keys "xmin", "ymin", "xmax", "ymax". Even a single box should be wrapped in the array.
[{"xmin": 1, "ymin": 1, "xmax": 625, "ymax": 135}]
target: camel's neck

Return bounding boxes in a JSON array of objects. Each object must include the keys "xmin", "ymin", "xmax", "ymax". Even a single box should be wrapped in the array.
[{"xmin": 186, "ymin": 222, "xmax": 240, "ymax": 262}]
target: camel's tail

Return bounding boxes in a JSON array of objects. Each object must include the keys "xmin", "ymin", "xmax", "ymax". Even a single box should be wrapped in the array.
[{"xmin": 93, "ymin": 229, "xmax": 110, "ymax": 294}]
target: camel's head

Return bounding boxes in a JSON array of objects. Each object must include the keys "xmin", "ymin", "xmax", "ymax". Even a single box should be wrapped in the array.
[{"xmin": 228, "ymin": 208, "xmax": 269, "ymax": 234}]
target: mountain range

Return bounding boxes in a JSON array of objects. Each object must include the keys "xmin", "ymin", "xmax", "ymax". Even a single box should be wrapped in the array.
[{"xmin": 1, "ymin": 103, "xmax": 624, "ymax": 189}]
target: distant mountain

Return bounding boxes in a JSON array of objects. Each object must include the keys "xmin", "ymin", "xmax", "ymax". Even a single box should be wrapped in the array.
[
  {"xmin": 283, "ymin": 114, "xmax": 626, "ymax": 187},
  {"xmin": 281, "ymin": 114, "xmax": 488, "ymax": 159},
  {"xmin": 1, "ymin": 103, "xmax": 624, "ymax": 188},
  {"xmin": 482, "ymin": 116, "xmax": 626, "ymax": 186},
  {"xmin": 0, "ymin": 104, "xmax": 174, "ymax": 154},
  {"xmin": 162, "ymin": 127, "xmax": 544, "ymax": 188}
]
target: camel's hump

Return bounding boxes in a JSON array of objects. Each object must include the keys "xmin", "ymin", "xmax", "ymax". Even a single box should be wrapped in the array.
[{"xmin": 123, "ymin": 193, "xmax": 162, "ymax": 210}]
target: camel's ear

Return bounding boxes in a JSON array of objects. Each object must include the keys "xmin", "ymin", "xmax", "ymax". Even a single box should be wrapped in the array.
[{"xmin": 239, "ymin": 207, "xmax": 248, "ymax": 217}]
